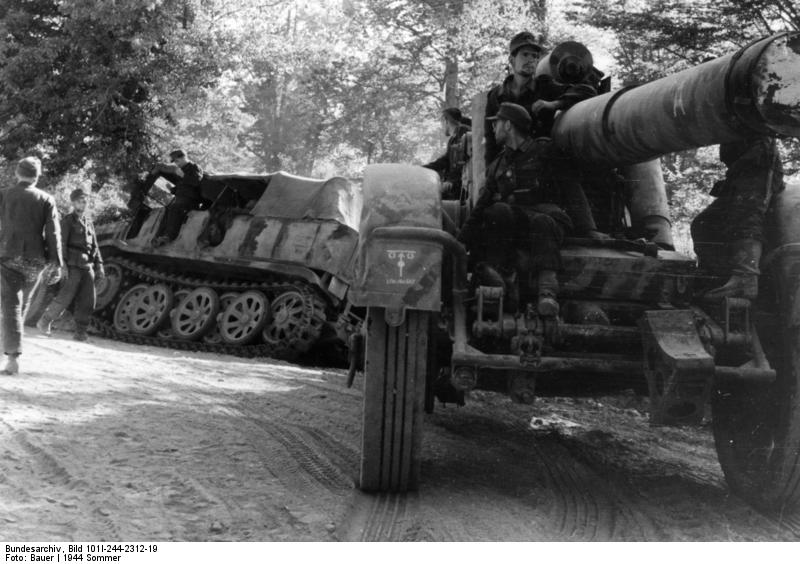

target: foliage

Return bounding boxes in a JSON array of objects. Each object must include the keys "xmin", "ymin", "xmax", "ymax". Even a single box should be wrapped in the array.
[
  {"xmin": 1, "ymin": 0, "xmax": 797, "ymax": 219},
  {"xmin": 0, "ymin": 0, "xmax": 231, "ymax": 183},
  {"xmin": 569, "ymin": 0, "xmax": 800, "ymax": 244}
]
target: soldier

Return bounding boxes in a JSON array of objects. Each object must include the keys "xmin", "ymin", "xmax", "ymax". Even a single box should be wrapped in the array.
[
  {"xmin": 0, "ymin": 157, "xmax": 63, "ymax": 375},
  {"xmin": 691, "ymin": 136, "xmax": 784, "ymax": 300},
  {"xmin": 484, "ymin": 31, "xmax": 596, "ymax": 166},
  {"xmin": 458, "ymin": 102, "xmax": 601, "ymax": 316},
  {"xmin": 153, "ymin": 148, "xmax": 204, "ymax": 246},
  {"xmin": 423, "ymin": 107, "xmax": 471, "ymax": 200},
  {"xmin": 37, "ymin": 188, "xmax": 104, "ymax": 341}
]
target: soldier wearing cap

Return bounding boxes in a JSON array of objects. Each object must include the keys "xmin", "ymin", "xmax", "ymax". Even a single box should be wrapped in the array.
[
  {"xmin": 153, "ymin": 148, "xmax": 204, "ymax": 245},
  {"xmin": 484, "ymin": 31, "xmax": 597, "ymax": 166},
  {"xmin": 0, "ymin": 157, "xmax": 63, "ymax": 374},
  {"xmin": 37, "ymin": 188, "xmax": 104, "ymax": 342},
  {"xmin": 423, "ymin": 107, "xmax": 472, "ymax": 200},
  {"xmin": 459, "ymin": 102, "xmax": 600, "ymax": 316}
]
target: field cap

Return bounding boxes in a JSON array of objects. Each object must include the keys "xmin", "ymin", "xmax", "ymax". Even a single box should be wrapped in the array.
[
  {"xmin": 487, "ymin": 102, "xmax": 533, "ymax": 132},
  {"xmin": 70, "ymin": 188, "xmax": 88, "ymax": 201},
  {"xmin": 509, "ymin": 31, "xmax": 543, "ymax": 55}
]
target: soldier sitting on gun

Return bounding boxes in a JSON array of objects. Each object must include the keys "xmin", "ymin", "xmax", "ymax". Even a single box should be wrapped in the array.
[
  {"xmin": 422, "ymin": 107, "xmax": 471, "ymax": 200},
  {"xmin": 458, "ymin": 102, "xmax": 602, "ymax": 316},
  {"xmin": 691, "ymin": 136, "xmax": 784, "ymax": 300},
  {"xmin": 152, "ymin": 148, "xmax": 205, "ymax": 246},
  {"xmin": 484, "ymin": 31, "xmax": 597, "ymax": 167}
]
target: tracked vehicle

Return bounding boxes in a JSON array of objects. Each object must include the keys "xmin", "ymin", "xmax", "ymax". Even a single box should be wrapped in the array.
[
  {"xmin": 83, "ymin": 171, "xmax": 363, "ymax": 359},
  {"xmin": 351, "ymin": 32, "xmax": 800, "ymax": 511}
]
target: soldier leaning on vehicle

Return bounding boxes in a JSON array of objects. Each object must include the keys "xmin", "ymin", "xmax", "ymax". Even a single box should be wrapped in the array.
[
  {"xmin": 458, "ymin": 102, "xmax": 603, "ymax": 317},
  {"xmin": 691, "ymin": 136, "xmax": 785, "ymax": 300},
  {"xmin": 484, "ymin": 31, "xmax": 597, "ymax": 167},
  {"xmin": 153, "ymin": 148, "xmax": 204, "ymax": 246},
  {"xmin": 37, "ymin": 188, "xmax": 104, "ymax": 342},
  {"xmin": 423, "ymin": 107, "xmax": 472, "ymax": 201},
  {"xmin": 0, "ymin": 157, "xmax": 63, "ymax": 375}
]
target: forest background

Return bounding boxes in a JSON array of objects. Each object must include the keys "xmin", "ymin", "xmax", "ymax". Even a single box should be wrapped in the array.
[{"xmin": 0, "ymin": 0, "xmax": 798, "ymax": 250}]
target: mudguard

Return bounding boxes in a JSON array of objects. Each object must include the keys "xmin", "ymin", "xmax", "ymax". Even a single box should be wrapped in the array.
[{"xmin": 349, "ymin": 164, "xmax": 444, "ymax": 323}]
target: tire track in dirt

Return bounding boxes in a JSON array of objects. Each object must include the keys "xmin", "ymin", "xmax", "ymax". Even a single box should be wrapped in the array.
[
  {"xmin": 1, "ymin": 421, "xmax": 123, "ymax": 540},
  {"xmin": 767, "ymin": 511, "xmax": 800, "ymax": 539},
  {"xmin": 228, "ymin": 406, "xmax": 354, "ymax": 500},
  {"xmin": 339, "ymin": 492, "xmax": 421, "ymax": 541},
  {"xmin": 438, "ymin": 403, "xmax": 658, "ymax": 541}
]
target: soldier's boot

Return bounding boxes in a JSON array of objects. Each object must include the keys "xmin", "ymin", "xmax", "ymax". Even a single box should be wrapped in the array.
[
  {"xmin": 73, "ymin": 325, "xmax": 89, "ymax": 342},
  {"xmin": 537, "ymin": 270, "xmax": 560, "ymax": 317},
  {"xmin": 2, "ymin": 355, "xmax": 19, "ymax": 375},
  {"xmin": 705, "ymin": 238, "xmax": 761, "ymax": 301},
  {"xmin": 500, "ymin": 267, "xmax": 519, "ymax": 313},
  {"xmin": 36, "ymin": 314, "xmax": 53, "ymax": 336}
]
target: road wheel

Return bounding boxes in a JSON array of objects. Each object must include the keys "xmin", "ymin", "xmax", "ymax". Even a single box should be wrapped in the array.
[
  {"xmin": 359, "ymin": 307, "xmax": 429, "ymax": 492},
  {"xmin": 712, "ymin": 254, "xmax": 800, "ymax": 511},
  {"xmin": 170, "ymin": 287, "xmax": 220, "ymax": 341},
  {"xmin": 95, "ymin": 262, "xmax": 124, "ymax": 311},
  {"xmin": 219, "ymin": 290, "xmax": 270, "ymax": 345},
  {"xmin": 157, "ymin": 288, "xmax": 190, "ymax": 339},
  {"xmin": 262, "ymin": 289, "xmax": 326, "ymax": 359},
  {"xmin": 129, "ymin": 284, "xmax": 173, "ymax": 336},
  {"xmin": 113, "ymin": 284, "xmax": 149, "ymax": 333},
  {"xmin": 203, "ymin": 292, "xmax": 238, "ymax": 345}
]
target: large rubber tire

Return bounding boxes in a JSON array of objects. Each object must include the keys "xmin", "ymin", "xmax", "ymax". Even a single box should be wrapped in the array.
[
  {"xmin": 712, "ymin": 255, "xmax": 800, "ymax": 512},
  {"xmin": 359, "ymin": 307, "xmax": 429, "ymax": 492}
]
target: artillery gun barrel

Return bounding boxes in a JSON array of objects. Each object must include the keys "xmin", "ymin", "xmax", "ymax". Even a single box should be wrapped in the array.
[{"xmin": 552, "ymin": 32, "xmax": 800, "ymax": 167}]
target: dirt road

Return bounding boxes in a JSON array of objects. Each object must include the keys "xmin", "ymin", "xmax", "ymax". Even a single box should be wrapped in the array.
[{"xmin": 1, "ymin": 334, "xmax": 799, "ymax": 541}]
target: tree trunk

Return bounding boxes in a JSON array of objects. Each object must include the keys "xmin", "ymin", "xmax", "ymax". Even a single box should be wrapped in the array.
[
  {"xmin": 443, "ymin": 1, "xmax": 463, "ymax": 108},
  {"xmin": 530, "ymin": 0, "xmax": 548, "ymax": 44},
  {"xmin": 444, "ymin": 56, "xmax": 459, "ymax": 108}
]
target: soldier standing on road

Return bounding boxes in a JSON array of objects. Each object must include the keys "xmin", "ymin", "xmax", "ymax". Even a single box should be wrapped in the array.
[
  {"xmin": 37, "ymin": 189, "xmax": 104, "ymax": 342},
  {"xmin": 423, "ymin": 107, "xmax": 472, "ymax": 200},
  {"xmin": 484, "ymin": 31, "xmax": 597, "ymax": 167},
  {"xmin": 0, "ymin": 157, "xmax": 63, "ymax": 375},
  {"xmin": 691, "ymin": 136, "xmax": 784, "ymax": 300},
  {"xmin": 458, "ymin": 102, "xmax": 601, "ymax": 316},
  {"xmin": 153, "ymin": 148, "xmax": 204, "ymax": 246}
]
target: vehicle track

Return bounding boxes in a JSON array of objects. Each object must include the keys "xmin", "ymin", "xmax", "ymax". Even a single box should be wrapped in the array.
[
  {"xmin": 430, "ymin": 402, "xmax": 663, "ymax": 541},
  {"xmin": 1, "ymin": 421, "xmax": 123, "ymax": 541},
  {"xmin": 339, "ymin": 492, "xmax": 421, "ymax": 541},
  {"xmin": 232, "ymin": 409, "xmax": 354, "ymax": 499}
]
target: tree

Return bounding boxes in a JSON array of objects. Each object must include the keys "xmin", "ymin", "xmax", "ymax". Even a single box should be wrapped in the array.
[
  {"xmin": 0, "ymin": 0, "xmax": 230, "ymax": 184},
  {"xmin": 569, "ymin": 0, "xmax": 799, "ymax": 255}
]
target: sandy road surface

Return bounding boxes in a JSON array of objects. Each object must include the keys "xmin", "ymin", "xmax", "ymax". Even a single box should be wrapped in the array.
[{"xmin": 1, "ymin": 334, "xmax": 800, "ymax": 541}]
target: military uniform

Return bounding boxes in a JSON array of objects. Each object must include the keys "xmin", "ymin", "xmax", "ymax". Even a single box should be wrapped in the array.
[
  {"xmin": 0, "ymin": 160, "xmax": 62, "ymax": 365},
  {"xmin": 40, "ymin": 210, "xmax": 103, "ymax": 338},
  {"xmin": 691, "ymin": 136, "xmax": 784, "ymax": 299},
  {"xmin": 163, "ymin": 160, "xmax": 204, "ymax": 240},
  {"xmin": 423, "ymin": 123, "xmax": 471, "ymax": 200},
  {"xmin": 459, "ymin": 137, "xmax": 596, "ymax": 272},
  {"xmin": 484, "ymin": 74, "xmax": 595, "ymax": 166},
  {"xmin": 692, "ymin": 137, "xmax": 783, "ymax": 247}
]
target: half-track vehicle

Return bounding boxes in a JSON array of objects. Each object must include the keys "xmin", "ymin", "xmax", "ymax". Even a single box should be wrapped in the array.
[
  {"xmin": 65, "ymin": 170, "xmax": 362, "ymax": 359},
  {"xmin": 350, "ymin": 32, "xmax": 800, "ymax": 511}
]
